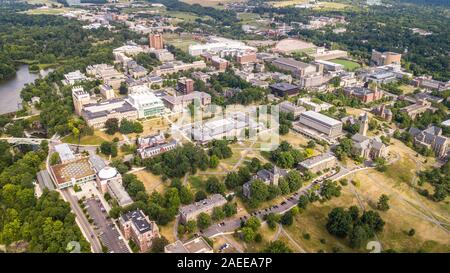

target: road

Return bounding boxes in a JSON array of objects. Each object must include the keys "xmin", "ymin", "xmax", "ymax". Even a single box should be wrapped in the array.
[{"xmin": 60, "ymin": 189, "xmax": 103, "ymax": 253}]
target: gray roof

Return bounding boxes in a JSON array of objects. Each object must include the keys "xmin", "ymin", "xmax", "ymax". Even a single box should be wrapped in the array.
[
  {"xmin": 121, "ymin": 210, "xmax": 152, "ymax": 234},
  {"xmin": 82, "ymin": 99, "xmax": 136, "ymax": 119},
  {"xmin": 300, "ymin": 111, "xmax": 342, "ymax": 126},
  {"xmin": 272, "ymin": 57, "xmax": 311, "ymax": 69},
  {"xmin": 270, "ymin": 82, "xmax": 298, "ymax": 91}
]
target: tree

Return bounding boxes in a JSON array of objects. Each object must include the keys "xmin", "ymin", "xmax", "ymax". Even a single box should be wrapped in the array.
[
  {"xmin": 298, "ymin": 195, "xmax": 309, "ymax": 210},
  {"xmin": 205, "ymin": 177, "xmax": 225, "ymax": 194},
  {"xmin": 360, "ymin": 211, "xmax": 385, "ymax": 233},
  {"xmin": 375, "ymin": 157, "xmax": 387, "ymax": 172},
  {"xmin": 195, "ymin": 190, "xmax": 207, "ymax": 202},
  {"xmin": 263, "ymin": 240, "xmax": 292, "ymax": 253},
  {"xmin": 241, "ymin": 227, "xmax": 256, "ymax": 242},
  {"xmin": 349, "ymin": 225, "xmax": 370, "ymax": 249},
  {"xmin": 245, "ymin": 216, "xmax": 261, "ymax": 231},
  {"xmin": 212, "ymin": 207, "xmax": 225, "ymax": 221},
  {"xmin": 224, "ymin": 172, "xmax": 240, "ymax": 189},
  {"xmin": 223, "ymin": 202, "xmax": 237, "ymax": 217},
  {"xmin": 209, "ymin": 155, "xmax": 219, "ymax": 168},
  {"xmin": 281, "ymin": 210, "xmax": 294, "ymax": 226},
  {"xmin": 49, "ymin": 153, "xmax": 60, "ymax": 166},
  {"xmin": 185, "ymin": 220, "xmax": 196, "ymax": 233},
  {"xmin": 197, "ymin": 212, "xmax": 212, "ymax": 229},
  {"xmin": 326, "ymin": 208, "xmax": 353, "ymax": 238},
  {"xmin": 179, "ymin": 186, "xmax": 194, "ymax": 205},
  {"xmin": 265, "ymin": 213, "xmax": 280, "ymax": 230},
  {"xmin": 150, "ymin": 236, "xmax": 169, "ymax": 253},
  {"xmin": 376, "ymin": 194, "xmax": 390, "ymax": 211},
  {"xmin": 100, "ymin": 141, "xmax": 118, "ymax": 157},
  {"xmin": 105, "ymin": 118, "xmax": 119, "ymax": 135},
  {"xmin": 320, "ymin": 180, "xmax": 342, "ymax": 200},
  {"xmin": 285, "ymin": 170, "xmax": 303, "ymax": 192}
]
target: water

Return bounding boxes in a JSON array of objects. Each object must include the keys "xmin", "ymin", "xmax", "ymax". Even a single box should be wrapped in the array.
[{"xmin": 0, "ymin": 65, "xmax": 52, "ymax": 115}]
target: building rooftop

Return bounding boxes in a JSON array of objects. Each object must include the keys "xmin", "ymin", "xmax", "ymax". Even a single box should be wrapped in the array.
[
  {"xmin": 82, "ymin": 99, "xmax": 136, "ymax": 120},
  {"xmin": 121, "ymin": 210, "xmax": 152, "ymax": 234},
  {"xmin": 180, "ymin": 194, "xmax": 227, "ymax": 217},
  {"xmin": 270, "ymin": 82, "xmax": 298, "ymax": 91},
  {"xmin": 300, "ymin": 111, "xmax": 342, "ymax": 126},
  {"xmin": 299, "ymin": 153, "xmax": 336, "ymax": 168},
  {"xmin": 54, "ymin": 143, "xmax": 75, "ymax": 162},
  {"xmin": 272, "ymin": 57, "xmax": 311, "ymax": 69},
  {"xmin": 164, "ymin": 237, "xmax": 214, "ymax": 253},
  {"xmin": 51, "ymin": 157, "xmax": 96, "ymax": 185}
]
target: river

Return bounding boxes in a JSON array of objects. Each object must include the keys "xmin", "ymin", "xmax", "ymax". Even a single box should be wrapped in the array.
[{"xmin": 0, "ymin": 65, "xmax": 53, "ymax": 115}]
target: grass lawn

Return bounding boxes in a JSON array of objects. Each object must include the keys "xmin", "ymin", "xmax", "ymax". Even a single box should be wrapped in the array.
[
  {"xmin": 134, "ymin": 170, "xmax": 165, "ymax": 194},
  {"xmin": 23, "ymin": 7, "xmax": 69, "ymax": 15},
  {"xmin": 313, "ymin": 2, "xmax": 350, "ymax": 10},
  {"xmin": 329, "ymin": 59, "xmax": 361, "ymax": 71},
  {"xmin": 163, "ymin": 33, "xmax": 200, "ymax": 52},
  {"xmin": 62, "ymin": 134, "xmax": 104, "ymax": 146}
]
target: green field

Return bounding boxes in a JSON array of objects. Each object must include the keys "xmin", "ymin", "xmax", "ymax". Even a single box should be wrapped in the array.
[{"xmin": 329, "ymin": 59, "xmax": 361, "ymax": 71}]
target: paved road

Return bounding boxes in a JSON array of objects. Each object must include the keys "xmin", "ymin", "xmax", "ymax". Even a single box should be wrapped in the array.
[
  {"xmin": 85, "ymin": 198, "xmax": 130, "ymax": 253},
  {"xmin": 60, "ymin": 189, "xmax": 103, "ymax": 253}
]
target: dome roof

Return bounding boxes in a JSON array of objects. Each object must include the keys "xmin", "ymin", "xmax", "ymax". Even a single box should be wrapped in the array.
[{"xmin": 98, "ymin": 167, "xmax": 118, "ymax": 180}]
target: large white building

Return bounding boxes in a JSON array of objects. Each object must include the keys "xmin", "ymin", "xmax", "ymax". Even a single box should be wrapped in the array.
[
  {"xmin": 188, "ymin": 37, "xmax": 256, "ymax": 57},
  {"xmin": 298, "ymin": 111, "xmax": 343, "ymax": 138},
  {"xmin": 127, "ymin": 89, "xmax": 166, "ymax": 119}
]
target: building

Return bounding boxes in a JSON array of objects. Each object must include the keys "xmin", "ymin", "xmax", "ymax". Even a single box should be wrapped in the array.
[
  {"xmin": 72, "ymin": 86, "xmax": 91, "ymax": 116},
  {"xmin": 127, "ymin": 89, "xmax": 165, "ymax": 118},
  {"xmin": 297, "ymin": 97, "xmax": 332, "ymax": 112},
  {"xmin": 86, "ymin": 64, "xmax": 126, "ymax": 89},
  {"xmin": 412, "ymin": 76, "xmax": 450, "ymax": 92},
  {"xmin": 409, "ymin": 126, "xmax": 448, "ymax": 158},
  {"xmin": 243, "ymin": 167, "xmax": 288, "ymax": 198},
  {"xmin": 96, "ymin": 167, "xmax": 133, "ymax": 207},
  {"xmin": 269, "ymin": 82, "xmax": 300, "ymax": 97},
  {"xmin": 149, "ymin": 33, "xmax": 164, "ymax": 49},
  {"xmin": 344, "ymin": 86, "xmax": 383, "ymax": 103},
  {"xmin": 188, "ymin": 37, "xmax": 256, "ymax": 57},
  {"xmin": 236, "ymin": 51, "xmax": 257, "ymax": 64},
  {"xmin": 309, "ymin": 47, "xmax": 348, "ymax": 61},
  {"xmin": 99, "ymin": 84, "xmax": 115, "ymax": 100},
  {"xmin": 152, "ymin": 49, "xmax": 174, "ymax": 62},
  {"xmin": 400, "ymin": 99, "xmax": 434, "ymax": 119},
  {"xmin": 271, "ymin": 58, "xmax": 319, "ymax": 78},
  {"xmin": 371, "ymin": 50, "xmax": 402, "ymax": 66},
  {"xmin": 81, "ymin": 99, "xmax": 138, "ymax": 129},
  {"xmin": 351, "ymin": 133, "xmax": 387, "ymax": 160},
  {"xmin": 50, "ymin": 157, "xmax": 97, "ymax": 189},
  {"xmin": 54, "ymin": 143, "xmax": 76, "ymax": 163},
  {"xmin": 372, "ymin": 104, "xmax": 392, "ymax": 122},
  {"xmin": 211, "ymin": 56, "xmax": 229, "ymax": 71},
  {"xmin": 162, "ymin": 91, "xmax": 211, "ymax": 112},
  {"xmin": 315, "ymin": 60, "xmax": 344, "ymax": 72},
  {"xmin": 63, "ymin": 70, "xmax": 88, "ymax": 85},
  {"xmin": 359, "ymin": 113, "xmax": 369, "ymax": 136},
  {"xmin": 177, "ymin": 77, "xmax": 195, "ymax": 94},
  {"xmin": 164, "ymin": 237, "xmax": 213, "ymax": 253},
  {"xmin": 119, "ymin": 210, "xmax": 160, "ymax": 253},
  {"xmin": 137, "ymin": 133, "xmax": 179, "ymax": 159},
  {"xmin": 36, "ymin": 170, "xmax": 55, "ymax": 192},
  {"xmin": 153, "ymin": 61, "xmax": 206, "ymax": 76},
  {"xmin": 298, "ymin": 153, "xmax": 337, "ymax": 173},
  {"xmin": 191, "ymin": 71, "xmax": 210, "ymax": 83},
  {"xmin": 298, "ymin": 73, "xmax": 325, "ymax": 89},
  {"xmin": 365, "ymin": 71, "xmax": 397, "ymax": 84},
  {"xmin": 298, "ymin": 111, "xmax": 343, "ymax": 137},
  {"xmin": 179, "ymin": 194, "xmax": 227, "ymax": 224},
  {"xmin": 278, "ymin": 101, "xmax": 306, "ymax": 119}
]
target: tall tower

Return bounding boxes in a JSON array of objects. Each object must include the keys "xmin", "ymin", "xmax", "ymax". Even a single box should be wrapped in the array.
[
  {"xmin": 359, "ymin": 112, "xmax": 369, "ymax": 136},
  {"xmin": 149, "ymin": 33, "xmax": 164, "ymax": 50},
  {"xmin": 72, "ymin": 86, "xmax": 90, "ymax": 116}
]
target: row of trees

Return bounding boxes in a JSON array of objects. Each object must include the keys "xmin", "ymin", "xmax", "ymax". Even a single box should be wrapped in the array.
[{"xmin": 105, "ymin": 118, "xmax": 143, "ymax": 135}]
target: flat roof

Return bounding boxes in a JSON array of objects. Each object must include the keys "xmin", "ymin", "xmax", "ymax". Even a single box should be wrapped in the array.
[
  {"xmin": 121, "ymin": 210, "xmax": 152, "ymax": 234},
  {"xmin": 300, "ymin": 111, "xmax": 342, "ymax": 126},
  {"xmin": 299, "ymin": 152, "xmax": 336, "ymax": 168},
  {"xmin": 51, "ymin": 157, "xmax": 96, "ymax": 185},
  {"xmin": 54, "ymin": 143, "xmax": 75, "ymax": 162}
]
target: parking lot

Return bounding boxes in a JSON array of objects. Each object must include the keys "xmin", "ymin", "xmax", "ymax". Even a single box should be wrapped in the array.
[{"xmin": 84, "ymin": 197, "xmax": 130, "ymax": 253}]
